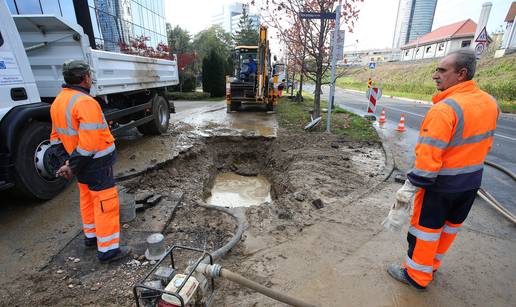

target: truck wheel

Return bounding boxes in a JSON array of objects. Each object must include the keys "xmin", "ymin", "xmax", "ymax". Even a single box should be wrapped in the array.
[
  {"xmin": 13, "ymin": 121, "xmax": 69, "ymax": 200},
  {"xmin": 137, "ymin": 96, "xmax": 170, "ymax": 135}
]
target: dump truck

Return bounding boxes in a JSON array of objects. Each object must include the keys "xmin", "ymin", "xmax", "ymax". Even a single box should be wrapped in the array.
[
  {"xmin": 226, "ymin": 25, "xmax": 278, "ymax": 112},
  {"xmin": 0, "ymin": 1, "xmax": 179, "ymax": 200}
]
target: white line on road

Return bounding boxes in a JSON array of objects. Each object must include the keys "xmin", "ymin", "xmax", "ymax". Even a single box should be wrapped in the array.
[
  {"xmin": 383, "ymin": 106, "xmax": 515, "ymax": 142},
  {"xmin": 495, "ymin": 133, "xmax": 516, "ymax": 141},
  {"xmin": 382, "ymin": 105, "xmax": 425, "ymax": 118}
]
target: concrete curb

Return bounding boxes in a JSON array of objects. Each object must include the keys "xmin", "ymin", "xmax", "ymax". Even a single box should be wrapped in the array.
[{"xmin": 339, "ymin": 88, "xmax": 433, "ymax": 105}]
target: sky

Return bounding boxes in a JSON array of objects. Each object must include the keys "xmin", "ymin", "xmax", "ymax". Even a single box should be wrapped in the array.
[{"xmin": 164, "ymin": 0, "xmax": 513, "ymax": 51}]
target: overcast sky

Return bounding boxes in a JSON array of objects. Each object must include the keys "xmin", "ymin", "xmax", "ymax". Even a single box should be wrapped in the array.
[{"xmin": 165, "ymin": 0, "xmax": 512, "ymax": 51}]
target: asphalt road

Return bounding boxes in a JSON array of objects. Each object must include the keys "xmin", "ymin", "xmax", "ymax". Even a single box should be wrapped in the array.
[{"xmin": 307, "ymin": 84, "xmax": 516, "ymax": 215}]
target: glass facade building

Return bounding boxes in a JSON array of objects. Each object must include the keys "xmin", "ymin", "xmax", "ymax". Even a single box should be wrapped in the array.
[
  {"xmin": 392, "ymin": 0, "xmax": 438, "ymax": 48},
  {"xmin": 7, "ymin": 0, "xmax": 167, "ymax": 53}
]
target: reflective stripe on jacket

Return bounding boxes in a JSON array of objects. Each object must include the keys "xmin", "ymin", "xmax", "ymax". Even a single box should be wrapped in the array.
[
  {"xmin": 50, "ymin": 88, "xmax": 115, "ymax": 160},
  {"xmin": 407, "ymin": 80, "xmax": 498, "ymax": 192}
]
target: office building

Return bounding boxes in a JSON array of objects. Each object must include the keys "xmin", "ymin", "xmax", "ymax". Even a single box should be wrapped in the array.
[
  {"xmin": 6, "ymin": 0, "xmax": 167, "ymax": 53},
  {"xmin": 392, "ymin": 0, "xmax": 438, "ymax": 48},
  {"xmin": 212, "ymin": 2, "xmax": 259, "ymax": 35}
]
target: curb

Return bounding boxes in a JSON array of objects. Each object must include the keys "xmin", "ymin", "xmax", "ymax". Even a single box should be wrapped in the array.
[{"xmin": 339, "ymin": 88, "xmax": 432, "ymax": 105}]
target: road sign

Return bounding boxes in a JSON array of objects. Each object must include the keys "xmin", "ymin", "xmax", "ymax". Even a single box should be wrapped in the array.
[
  {"xmin": 367, "ymin": 78, "xmax": 372, "ymax": 88},
  {"xmin": 299, "ymin": 11, "xmax": 336, "ymax": 19},
  {"xmin": 330, "ymin": 30, "xmax": 345, "ymax": 61},
  {"xmin": 368, "ymin": 62, "xmax": 376, "ymax": 69},
  {"xmin": 475, "ymin": 43, "xmax": 485, "ymax": 57},
  {"xmin": 366, "ymin": 86, "xmax": 382, "ymax": 114},
  {"xmin": 475, "ymin": 26, "xmax": 488, "ymax": 43}
]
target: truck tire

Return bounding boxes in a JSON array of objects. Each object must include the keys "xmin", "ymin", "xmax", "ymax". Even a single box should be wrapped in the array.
[
  {"xmin": 137, "ymin": 96, "xmax": 170, "ymax": 135},
  {"xmin": 13, "ymin": 121, "xmax": 69, "ymax": 200}
]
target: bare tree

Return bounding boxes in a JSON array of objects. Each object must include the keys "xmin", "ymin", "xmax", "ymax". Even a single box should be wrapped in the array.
[{"xmin": 252, "ymin": 0, "xmax": 362, "ymax": 117}]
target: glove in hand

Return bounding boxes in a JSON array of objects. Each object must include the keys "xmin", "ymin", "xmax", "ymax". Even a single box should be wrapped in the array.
[{"xmin": 396, "ymin": 179, "xmax": 418, "ymax": 204}]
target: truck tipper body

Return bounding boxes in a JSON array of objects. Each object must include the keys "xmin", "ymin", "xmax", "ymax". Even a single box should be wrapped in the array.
[{"xmin": 0, "ymin": 1, "xmax": 178, "ymax": 199}]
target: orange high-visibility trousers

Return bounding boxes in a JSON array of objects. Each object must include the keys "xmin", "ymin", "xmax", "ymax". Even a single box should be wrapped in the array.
[
  {"xmin": 404, "ymin": 188, "xmax": 477, "ymax": 288},
  {"xmin": 79, "ymin": 184, "xmax": 120, "ymax": 253},
  {"xmin": 91, "ymin": 187, "xmax": 120, "ymax": 253},
  {"xmin": 78, "ymin": 183, "xmax": 96, "ymax": 239}
]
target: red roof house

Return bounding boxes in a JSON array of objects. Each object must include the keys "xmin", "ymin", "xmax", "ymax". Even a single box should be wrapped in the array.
[{"xmin": 402, "ymin": 19, "xmax": 477, "ymax": 48}]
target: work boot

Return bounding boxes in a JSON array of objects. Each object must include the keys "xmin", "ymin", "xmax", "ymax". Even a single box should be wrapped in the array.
[
  {"xmin": 98, "ymin": 246, "xmax": 132, "ymax": 263},
  {"xmin": 387, "ymin": 264, "xmax": 426, "ymax": 291},
  {"xmin": 84, "ymin": 237, "xmax": 97, "ymax": 248}
]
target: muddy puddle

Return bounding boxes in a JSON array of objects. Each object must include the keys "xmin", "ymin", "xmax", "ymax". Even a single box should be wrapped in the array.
[{"xmin": 206, "ymin": 172, "xmax": 272, "ymax": 208}]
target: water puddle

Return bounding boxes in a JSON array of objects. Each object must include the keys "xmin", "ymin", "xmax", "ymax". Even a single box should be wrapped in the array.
[{"xmin": 206, "ymin": 172, "xmax": 271, "ymax": 208}]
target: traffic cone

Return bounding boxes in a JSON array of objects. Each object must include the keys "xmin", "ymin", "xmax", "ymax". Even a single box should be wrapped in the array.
[
  {"xmin": 379, "ymin": 108, "xmax": 386, "ymax": 124},
  {"xmin": 396, "ymin": 114, "xmax": 406, "ymax": 132}
]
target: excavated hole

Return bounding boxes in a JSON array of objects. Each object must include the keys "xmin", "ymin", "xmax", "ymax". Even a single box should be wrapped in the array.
[
  {"xmin": 205, "ymin": 172, "xmax": 272, "ymax": 208},
  {"xmin": 120, "ymin": 136, "xmax": 277, "ymax": 258}
]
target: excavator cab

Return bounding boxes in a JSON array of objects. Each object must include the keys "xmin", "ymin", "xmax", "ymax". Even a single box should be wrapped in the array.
[
  {"xmin": 226, "ymin": 26, "xmax": 277, "ymax": 112},
  {"xmin": 234, "ymin": 47, "xmax": 258, "ymax": 82}
]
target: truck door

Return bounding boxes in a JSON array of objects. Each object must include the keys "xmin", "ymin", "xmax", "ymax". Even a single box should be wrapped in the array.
[{"xmin": 0, "ymin": 0, "xmax": 41, "ymax": 122}]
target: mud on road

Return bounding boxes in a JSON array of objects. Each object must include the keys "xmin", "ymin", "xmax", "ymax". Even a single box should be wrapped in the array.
[{"xmin": 0, "ymin": 110, "xmax": 385, "ymax": 306}]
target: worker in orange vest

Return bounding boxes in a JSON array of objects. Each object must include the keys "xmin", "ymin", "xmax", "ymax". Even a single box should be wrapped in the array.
[
  {"xmin": 386, "ymin": 49, "xmax": 499, "ymax": 289},
  {"xmin": 51, "ymin": 60, "xmax": 131, "ymax": 263}
]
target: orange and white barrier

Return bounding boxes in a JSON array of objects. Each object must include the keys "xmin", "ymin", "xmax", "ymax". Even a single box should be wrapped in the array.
[
  {"xmin": 396, "ymin": 114, "xmax": 406, "ymax": 132},
  {"xmin": 379, "ymin": 108, "xmax": 386, "ymax": 124}
]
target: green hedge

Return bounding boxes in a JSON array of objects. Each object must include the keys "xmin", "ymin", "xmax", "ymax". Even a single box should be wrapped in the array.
[{"xmin": 166, "ymin": 91, "xmax": 210, "ymax": 100}]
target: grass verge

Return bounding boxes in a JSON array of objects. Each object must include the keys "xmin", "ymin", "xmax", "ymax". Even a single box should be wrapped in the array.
[
  {"xmin": 277, "ymin": 93, "xmax": 379, "ymax": 142},
  {"xmin": 335, "ymin": 53, "xmax": 516, "ymax": 113}
]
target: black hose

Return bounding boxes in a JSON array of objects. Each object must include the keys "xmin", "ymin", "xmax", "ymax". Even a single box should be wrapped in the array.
[
  {"xmin": 196, "ymin": 200, "xmax": 245, "ymax": 262},
  {"xmin": 484, "ymin": 160, "xmax": 516, "ymax": 181}
]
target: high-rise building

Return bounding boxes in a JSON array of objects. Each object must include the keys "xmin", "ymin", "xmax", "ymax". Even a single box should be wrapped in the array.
[
  {"xmin": 212, "ymin": 2, "xmax": 259, "ymax": 35},
  {"xmin": 392, "ymin": 0, "xmax": 438, "ymax": 48},
  {"xmin": 6, "ymin": 0, "xmax": 167, "ymax": 53}
]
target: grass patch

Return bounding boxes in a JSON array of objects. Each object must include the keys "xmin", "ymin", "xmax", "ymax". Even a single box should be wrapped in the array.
[
  {"xmin": 277, "ymin": 93, "xmax": 379, "ymax": 142},
  {"xmin": 335, "ymin": 53, "xmax": 516, "ymax": 113},
  {"xmin": 167, "ymin": 91, "xmax": 224, "ymax": 101}
]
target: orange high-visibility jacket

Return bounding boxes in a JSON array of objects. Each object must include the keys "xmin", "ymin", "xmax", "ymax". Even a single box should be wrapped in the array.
[
  {"xmin": 50, "ymin": 88, "xmax": 115, "ymax": 164},
  {"xmin": 407, "ymin": 80, "xmax": 498, "ymax": 192}
]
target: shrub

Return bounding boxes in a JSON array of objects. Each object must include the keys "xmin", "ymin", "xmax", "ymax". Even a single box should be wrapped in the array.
[{"xmin": 202, "ymin": 49, "xmax": 226, "ymax": 97}]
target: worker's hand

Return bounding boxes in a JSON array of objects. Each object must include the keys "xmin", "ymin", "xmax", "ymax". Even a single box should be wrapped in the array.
[
  {"xmin": 56, "ymin": 160, "xmax": 74, "ymax": 180},
  {"xmin": 382, "ymin": 200, "xmax": 411, "ymax": 232},
  {"xmin": 396, "ymin": 179, "xmax": 418, "ymax": 204}
]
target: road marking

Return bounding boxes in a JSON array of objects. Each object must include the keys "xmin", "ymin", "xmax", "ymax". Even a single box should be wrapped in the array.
[
  {"xmin": 495, "ymin": 133, "xmax": 516, "ymax": 141},
  {"xmin": 380, "ymin": 106, "xmax": 515, "ymax": 142},
  {"xmin": 382, "ymin": 106, "xmax": 425, "ymax": 118}
]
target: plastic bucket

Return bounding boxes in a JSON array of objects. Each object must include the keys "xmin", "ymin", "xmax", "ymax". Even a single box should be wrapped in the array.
[{"xmin": 119, "ymin": 190, "xmax": 136, "ymax": 223}]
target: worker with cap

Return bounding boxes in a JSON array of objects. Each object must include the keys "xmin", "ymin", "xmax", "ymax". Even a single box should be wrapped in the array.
[
  {"xmin": 50, "ymin": 59, "xmax": 131, "ymax": 263},
  {"xmin": 384, "ymin": 49, "xmax": 498, "ymax": 289}
]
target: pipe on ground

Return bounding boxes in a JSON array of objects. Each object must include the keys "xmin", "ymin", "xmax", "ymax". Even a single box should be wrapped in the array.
[
  {"xmin": 196, "ymin": 200, "xmax": 245, "ymax": 262},
  {"xmin": 196, "ymin": 263, "xmax": 317, "ymax": 307},
  {"xmin": 477, "ymin": 188, "xmax": 516, "ymax": 224}
]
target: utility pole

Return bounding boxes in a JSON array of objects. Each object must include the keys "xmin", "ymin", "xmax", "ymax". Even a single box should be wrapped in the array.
[{"xmin": 326, "ymin": 0, "xmax": 341, "ymax": 133}]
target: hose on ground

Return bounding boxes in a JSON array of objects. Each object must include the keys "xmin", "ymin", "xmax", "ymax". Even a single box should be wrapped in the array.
[
  {"xmin": 477, "ymin": 188, "xmax": 516, "ymax": 225},
  {"xmin": 484, "ymin": 160, "xmax": 516, "ymax": 181},
  {"xmin": 196, "ymin": 263, "xmax": 317, "ymax": 307},
  {"xmin": 196, "ymin": 200, "xmax": 245, "ymax": 262}
]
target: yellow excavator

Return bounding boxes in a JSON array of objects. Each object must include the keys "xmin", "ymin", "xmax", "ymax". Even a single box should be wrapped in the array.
[{"xmin": 226, "ymin": 25, "xmax": 279, "ymax": 112}]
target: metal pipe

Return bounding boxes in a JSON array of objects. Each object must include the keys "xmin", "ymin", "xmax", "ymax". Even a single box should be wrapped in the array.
[{"xmin": 196, "ymin": 263, "xmax": 317, "ymax": 307}]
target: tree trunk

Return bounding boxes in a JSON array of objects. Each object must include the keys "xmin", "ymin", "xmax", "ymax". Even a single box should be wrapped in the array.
[
  {"xmin": 314, "ymin": 68, "xmax": 322, "ymax": 118},
  {"xmin": 297, "ymin": 71, "xmax": 304, "ymax": 102}
]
